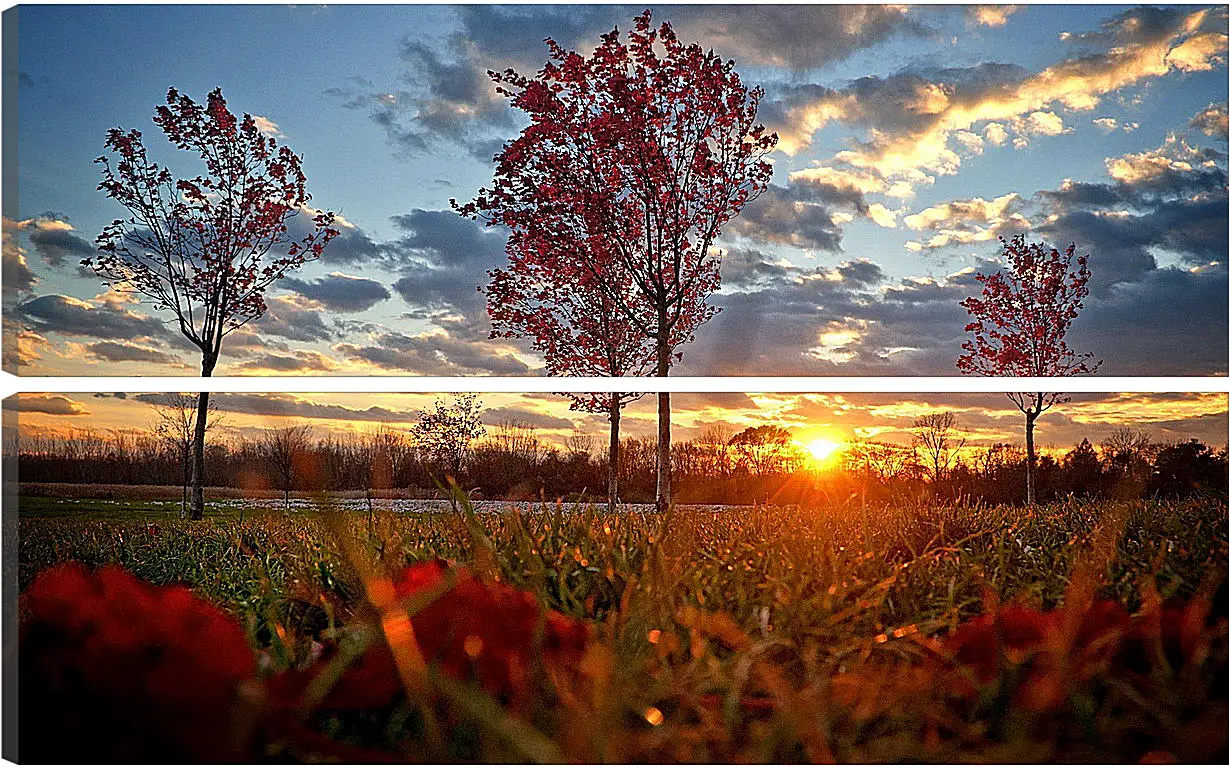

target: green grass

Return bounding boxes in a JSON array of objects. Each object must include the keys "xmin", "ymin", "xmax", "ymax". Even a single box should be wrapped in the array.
[{"xmin": 17, "ymin": 495, "xmax": 1229, "ymax": 762}]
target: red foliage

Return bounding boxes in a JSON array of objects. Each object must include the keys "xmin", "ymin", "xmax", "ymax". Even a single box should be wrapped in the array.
[
  {"xmin": 936, "ymin": 596, "xmax": 1224, "ymax": 715},
  {"xmin": 18, "ymin": 563, "xmax": 258, "ymax": 762},
  {"xmin": 958, "ymin": 234, "xmax": 1101, "ymax": 415},
  {"xmin": 86, "ymin": 87, "xmax": 338, "ymax": 371},
  {"xmin": 271, "ymin": 560, "xmax": 592, "ymax": 713},
  {"xmin": 456, "ymin": 11, "xmax": 777, "ymax": 507},
  {"xmin": 459, "ymin": 11, "xmax": 775, "ymax": 359}
]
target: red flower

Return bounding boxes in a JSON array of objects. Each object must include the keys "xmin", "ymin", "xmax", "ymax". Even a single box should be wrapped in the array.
[{"xmin": 19, "ymin": 563, "xmax": 257, "ymax": 762}]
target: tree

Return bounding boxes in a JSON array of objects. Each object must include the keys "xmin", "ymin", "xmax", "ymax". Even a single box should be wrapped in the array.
[
  {"xmin": 911, "ymin": 412, "xmax": 965, "ymax": 484},
  {"xmin": 957, "ymin": 235, "xmax": 1101, "ymax": 505},
  {"xmin": 1060, "ymin": 438, "xmax": 1103, "ymax": 496},
  {"xmin": 147, "ymin": 393, "xmax": 223, "ymax": 518},
  {"xmin": 729, "ymin": 425, "xmax": 798, "ymax": 475},
  {"xmin": 257, "ymin": 425, "xmax": 313, "ymax": 510},
  {"xmin": 412, "ymin": 395, "xmax": 487, "ymax": 498},
  {"xmin": 84, "ymin": 87, "xmax": 338, "ymax": 520},
  {"xmin": 1101, "ymin": 427, "xmax": 1154, "ymax": 497},
  {"xmin": 480, "ymin": 236, "xmax": 654, "ymax": 514},
  {"xmin": 458, "ymin": 11, "xmax": 776, "ymax": 511}
]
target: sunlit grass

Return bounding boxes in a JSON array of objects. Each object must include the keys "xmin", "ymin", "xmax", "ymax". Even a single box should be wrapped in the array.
[{"xmin": 16, "ymin": 494, "xmax": 1229, "ymax": 762}]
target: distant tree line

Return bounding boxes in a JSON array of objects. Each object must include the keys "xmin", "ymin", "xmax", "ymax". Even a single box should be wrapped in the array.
[{"xmin": 13, "ymin": 420, "xmax": 1227, "ymax": 506}]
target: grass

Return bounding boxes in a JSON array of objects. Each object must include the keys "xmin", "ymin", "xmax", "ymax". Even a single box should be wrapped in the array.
[{"xmin": 17, "ymin": 494, "xmax": 1229, "ymax": 762}]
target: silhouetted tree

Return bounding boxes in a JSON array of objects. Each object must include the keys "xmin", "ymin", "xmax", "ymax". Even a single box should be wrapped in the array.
[{"xmin": 911, "ymin": 412, "xmax": 966, "ymax": 484}]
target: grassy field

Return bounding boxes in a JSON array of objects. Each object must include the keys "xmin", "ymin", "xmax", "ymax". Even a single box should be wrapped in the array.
[{"xmin": 16, "ymin": 494, "xmax": 1229, "ymax": 762}]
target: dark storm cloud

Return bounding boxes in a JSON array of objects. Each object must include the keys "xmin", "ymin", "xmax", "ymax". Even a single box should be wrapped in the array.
[
  {"xmin": 133, "ymin": 393, "xmax": 419, "ymax": 423},
  {"xmin": 283, "ymin": 272, "xmax": 392, "ymax": 312},
  {"xmin": 335, "ymin": 330, "xmax": 531, "ymax": 375},
  {"xmin": 16, "ymin": 294, "xmax": 167, "ymax": 340}
]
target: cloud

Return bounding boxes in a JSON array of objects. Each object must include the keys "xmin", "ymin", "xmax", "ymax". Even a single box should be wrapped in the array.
[
  {"xmin": 2, "ymin": 231, "xmax": 38, "ymax": 295},
  {"xmin": 334, "ymin": 329, "xmax": 531, "ymax": 375},
  {"xmin": 86, "ymin": 340, "xmax": 186, "ymax": 366},
  {"xmin": 251, "ymin": 115, "xmax": 283, "ymax": 137},
  {"xmin": 385, "ymin": 208, "xmax": 507, "ymax": 326},
  {"xmin": 4, "ymin": 394, "xmax": 89, "ymax": 416},
  {"xmin": 724, "ymin": 184, "xmax": 846, "ymax": 252},
  {"xmin": 967, "ymin": 5, "xmax": 1020, "ymax": 28},
  {"xmin": 137, "ymin": 393, "xmax": 420, "ymax": 424},
  {"xmin": 330, "ymin": 5, "xmax": 928, "ymax": 155},
  {"xmin": 6, "ymin": 215, "xmax": 94, "ymax": 268},
  {"xmin": 249, "ymin": 295, "xmax": 335, "ymax": 342},
  {"xmin": 16, "ymin": 294, "xmax": 169, "ymax": 340},
  {"xmin": 1073, "ymin": 263, "xmax": 1227, "ymax": 375},
  {"xmin": 228, "ymin": 350, "xmax": 341, "ymax": 373},
  {"xmin": 482, "ymin": 407, "xmax": 574, "ymax": 430},
  {"xmin": 1036, "ymin": 133, "xmax": 1227, "ymax": 282},
  {"xmin": 283, "ymin": 272, "xmax": 392, "ymax": 312},
  {"xmin": 1189, "ymin": 102, "xmax": 1229, "ymax": 139},
  {"xmin": 770, "ymin": 5, "xmax": 1226, "ymax": 191},
  {"xmin": 903, "ymin": 192, "xmax": 1030, "ymax": 251}
]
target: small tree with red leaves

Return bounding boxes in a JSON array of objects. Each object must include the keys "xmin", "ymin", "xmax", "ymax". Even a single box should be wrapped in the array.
[
  {"xmin": 958, "ymin": 235, "xmax": 1101, "ymax": 505},
  {"xmin": 484, "ymin": 245, "xmax": 656, "ymax": 514},
  {"xmin": 85, "ymin": 87, "xmax": 338, "ymax": 519},
  {"xmin": 458, "ymin": 11, "xmax": 776, "ymax": 512}
]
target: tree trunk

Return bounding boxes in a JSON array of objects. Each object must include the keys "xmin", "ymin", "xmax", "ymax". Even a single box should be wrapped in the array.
[
  {"xmin": 655, "ymin": 320, "xmax": 671, "ymax": 514},
  {"xmin": 181, "ymin": 444, "xmax": 189, "ymax": 519},
  {"xmin": 607, "ymin": 398, "xmax": 621, "ymax": 516},
  {"xmin": 1025, "ymin": 410, "xmax": 1037, "ymax": 506},
  {"xmin": 188, "ymin": 354, "xmax": 217, "ymax": 521}
]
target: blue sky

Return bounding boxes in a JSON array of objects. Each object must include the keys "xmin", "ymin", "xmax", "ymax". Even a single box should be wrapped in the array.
[{"xmin": 4, "ymin": 4, "xmax": 1227, "ymax": 380}]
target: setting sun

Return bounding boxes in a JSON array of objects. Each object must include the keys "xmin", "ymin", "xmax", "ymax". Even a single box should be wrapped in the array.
[{"xmin": 805, "ymin": 437, "xmax": 844, "ymax": 467}]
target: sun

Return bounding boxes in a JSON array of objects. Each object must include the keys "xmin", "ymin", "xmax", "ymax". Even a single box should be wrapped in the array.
[{"xmin": 805, "ymin": 437, "xmax": 844, "ymax": 468}]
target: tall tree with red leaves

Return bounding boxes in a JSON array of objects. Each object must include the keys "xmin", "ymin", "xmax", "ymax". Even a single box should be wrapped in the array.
[
  {"xmin": 457, "ymin": 11, "xmax": 776, "ymax": 511},
  {"xmin": 85, "ymin": 87, "xmax": 338, "ymax": 519},
  {"xmin": 958, "ymin": 235, "xmax": 1101, "ymax": 505}
]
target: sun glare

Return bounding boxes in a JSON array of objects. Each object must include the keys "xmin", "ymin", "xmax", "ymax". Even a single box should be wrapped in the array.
[{"xmin": 806, "ymin": 437, "xmax": 844, "ymax": 468}]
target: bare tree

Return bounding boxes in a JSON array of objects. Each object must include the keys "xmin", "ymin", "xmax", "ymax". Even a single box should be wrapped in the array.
[
  {"xmin": 257, "ymin": 425, "xmax": 313, "ymax": 510},
  {"xmin": 411, "ymin": 395, "xmax": 486, "ymax": 502},
  {"xmin": 147, "ymin": 393, "xmax": 223, "ymax": 518},
  {"xmin": 911, "ymin": 412, "xmax": 966, "ymax": 484}
]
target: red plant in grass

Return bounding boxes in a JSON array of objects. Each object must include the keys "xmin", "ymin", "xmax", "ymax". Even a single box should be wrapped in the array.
[
  {"xmin": 18, "ymin": 563, "xmax": 258, "ymax": 762},
  {"xmin": 271, "ymin": 559, "xmax": 592, "ymax": 713}
]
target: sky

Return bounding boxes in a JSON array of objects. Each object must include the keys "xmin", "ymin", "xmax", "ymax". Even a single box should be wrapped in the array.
[
  {"xmin": 7, "ymin": 391, "xmax": 1228, "ymax": 457},
  {"xmin": 2, "ymin": 4, "xmax": 1227, "ymax": 379}
]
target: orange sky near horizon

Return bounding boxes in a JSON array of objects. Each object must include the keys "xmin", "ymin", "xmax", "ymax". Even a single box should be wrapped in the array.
[{"xmin": 6, "ymin": 391, "xmax": 1227, "ymax": 455}]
